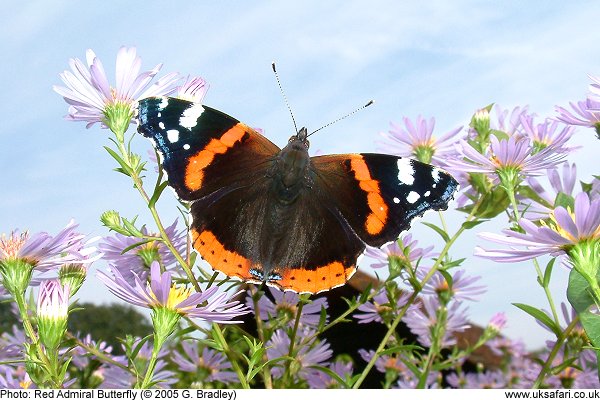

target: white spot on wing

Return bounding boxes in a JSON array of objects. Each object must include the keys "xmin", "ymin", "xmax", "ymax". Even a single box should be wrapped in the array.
[
  {"xmin": 167, "ymin": 129, "xmax": 179, "ymax": 143},
  {"xmin": 407, "ymin": 191, "xmax": 420, "ymax": 204},
  {"xmin": 159, "ymin": 122, "xmax": 165, "ymax": 129},
  {"xmin": 159, "ymin": 98, "xmax": 169, "ymax": 108},
  {"xmin": 183, "ymin": 144, "xmax": 190, "ymax": 150},
  {"xmin": 432, "ymin": 168, "xmax": 441, "ymax": 182},
  {"xmin": 393, "ymin": 197, "xmax": 400, "ymax": 204},
  {"xmin": 397, "ymin": 159, "xmax": 415, "ymax": 185},
  {"xmin": 179, "ymin": 104, "xmax": 204, "ymax": 129},
  {"xmin": 424, "ymin": 190, "xmax": 431, "ymax": 197}
]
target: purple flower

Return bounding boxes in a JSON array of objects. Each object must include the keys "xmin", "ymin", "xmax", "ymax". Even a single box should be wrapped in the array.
[
  {"xmin": 176, "ymin": 76, "xmax": 209, "ymax": 103},
  {"xmin": 306, "ymin": 360, "xmax": 353, "ymax": 388},
  {"xmin": 403, "ymin": 296, "xmax": 470, "ymax": 347},
  {"xmin": 246, "ymin": 287, "xmax": 328, "ymax": 328},
  {"xmin": 0, "ymin": 369, "xmax": 34, "ymax": 389},
  {"xmin": 491, "ymin": 104, "xmax": 530, "ymax": 136},
  {"xmin": 71, "ymin": 334, "xmax": 114, "ymax": 370},
  {"xmin": 476, "ymin": 192, "xmax": 600, "ymax": 263},
  {"xmin": 521, "ymin": 163, "xmax": 578, "ymax": 220},
  {"xmin": 98, "ymin": 219, "xmax": 186, "ymax": 284},
  {"xmin": 99, "ymin": 340, "xmax": 175, "ymax": 388},
  {"xmin": 419, "ymin": 268, "xmax": 487, "ymax": 302},
  {"xmin": 364, "ymin": 233, "xmax": 435, "ymax": 270},
  {"xmin": 171, "ymin": 341, "xmax": 237, "ymax": 383},
  {"xmin": 448, "ymin": 370, "xmax": 507, "ymax": 389},
  {"xmin": 556, "ymin": 96, "xmax": 600, "ymax": 132},
  {"xmin": 0, "ymin": 221, "xmax": 90, "ymax": 273},
  {"xmin": 519, "ymin": 115, "xmax": 576, "ymax": 154},
  {"xmin": 353, "ymin": 288, "xmax": 412, "ymax": 324},
  {"xmin": 266, "ymin": 329, "xmax": 332, "ymax": 381},
  {"xmin": 378, "ymin": 115, "xmax": 462, "ymax": 165},
  {"xmin": 358, "ymin": 349, "xmax": 431, "ymax": 387},
  {"xmin": 448, "ymin": 135, "xmax": 567, "ymax": 183},
  {"xmin": 488, "ymin": 312, "xmax": 508, "ymax": 332},
  {"xmin": 97, "ymin": 262, "xmax": 249, "ymax": 324},
  {"xmin": 54, "ymin": 47, "xmax": 179, "ymax": 130}
]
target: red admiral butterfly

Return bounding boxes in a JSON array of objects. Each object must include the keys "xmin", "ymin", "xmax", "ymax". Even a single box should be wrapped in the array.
[{"xmin": 137, "ymin": 96, "xmax": 458, "ymax": 294}]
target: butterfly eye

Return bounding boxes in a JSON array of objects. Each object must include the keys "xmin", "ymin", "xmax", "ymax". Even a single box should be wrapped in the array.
[{"xmin": 304, "ymin": 140, "xmax": 310, "ymax": 149}]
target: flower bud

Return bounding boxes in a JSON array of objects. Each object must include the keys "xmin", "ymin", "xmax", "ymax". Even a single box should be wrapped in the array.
[
  {"xmin": 37, "ymin": 280, "xmax": 70, "ymax": 350},
  {"xmin": 59, "ymin": 264, "xmax": 87, "ymax": 296}
]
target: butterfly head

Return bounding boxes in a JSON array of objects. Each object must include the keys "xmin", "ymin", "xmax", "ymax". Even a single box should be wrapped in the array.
[{"xmin": 287, "ymin": 126, "xmax": 310, "ymax": 149}]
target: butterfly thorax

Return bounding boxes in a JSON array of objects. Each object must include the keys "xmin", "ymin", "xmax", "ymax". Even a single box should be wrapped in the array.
[{"xmin": 270, "ymin": 131, "xmax": 311, "ymax": 204}]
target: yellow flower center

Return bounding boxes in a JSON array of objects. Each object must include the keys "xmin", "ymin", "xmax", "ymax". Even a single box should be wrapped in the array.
[
  {"xmin": 0, "ymin": 231, "xmax": 29, "ymax": 259},
  {"xmin": 151, "ymin": 284, "xmax": 193, "ymax": 312}
]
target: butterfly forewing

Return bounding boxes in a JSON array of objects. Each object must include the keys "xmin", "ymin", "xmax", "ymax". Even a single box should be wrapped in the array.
[
  {"xmin": 137, "ymin": 96, "xmax": 280, "ymax": 201},
  {"xmin": 311, "ymin": 154, "xmax": 458, "ymax": 247}
]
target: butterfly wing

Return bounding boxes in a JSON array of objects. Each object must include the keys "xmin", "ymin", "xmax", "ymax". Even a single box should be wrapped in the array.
[
  {"xmin": 137, "ymin": 96, "xmax": 280, "ymax": 201},
  {"xmin": 311, "ymin": 153, "xmax": 458, "ymax": 247}
]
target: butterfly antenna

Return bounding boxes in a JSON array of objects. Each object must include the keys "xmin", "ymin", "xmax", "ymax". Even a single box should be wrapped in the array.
[
  {"xmin": 272, "ymin": 62, "xmax": 299, "ymax": 134},
  {"xmin": 307, "ymin": 100, "xmax": 374, "ymax": 137}
]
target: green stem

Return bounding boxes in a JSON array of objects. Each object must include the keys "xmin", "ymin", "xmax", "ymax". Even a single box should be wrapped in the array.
[
  {"xmin": 139, "ymin": 346, "xmax": 160, "ymax": 389},
  {"xmin": 533, "ymin": 258, "xmax": 560, "ymax": 324},
  {"xmin": 532, "ymin": 316, "xmax": 579, "ymax": 388},
  {"xmin": 416, "ymin": 306, "xmax": 446, "ymax": 388},
  {"xmin": 251, "ymin": 291, "xmax": 273, "ymax": 389},
  {"xmin": 213, "ymin": 325, "xmax": 250, "ymax": 389},
  {"xmin": 114, "ymin": 139, "xmax": 205, "ymax": 292}
]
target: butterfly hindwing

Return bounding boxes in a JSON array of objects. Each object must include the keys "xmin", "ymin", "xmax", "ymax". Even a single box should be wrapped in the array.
[
  {"xmin": 189, "ymin": 172, "xmax": 363, "ymax": 293},
  {"xmin": 311, "ymin": 153, "xmax": 458, "ymax": 247},
  {"xmin": 137, "ymin": 96, "xmax": 280, "ymax": 201}
]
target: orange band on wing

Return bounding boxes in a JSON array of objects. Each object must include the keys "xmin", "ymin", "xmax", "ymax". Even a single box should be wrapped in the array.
[
  {"xmin": 276, "ymin": 261, "xmax": 356, "ymax": 293},
  {"xmin": 184, "ymin": 123, "xmax": 248, "ymax": 191},
  {"xmin": 191, "ymin": 228, "xmax": 253, "ymax": 280},
  {"xmin": 350, "ymin": 156, "xmax": 388, "ymax": 235}
]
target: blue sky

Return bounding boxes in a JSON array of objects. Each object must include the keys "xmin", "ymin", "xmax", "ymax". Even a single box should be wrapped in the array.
[{"xmin": 1, "ymin": 1, "xmax": 599, "ymax": 348}]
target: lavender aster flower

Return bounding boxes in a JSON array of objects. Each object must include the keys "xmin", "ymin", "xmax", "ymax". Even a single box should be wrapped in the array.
[
  {"xmin": 448, "ymin": 135, "xmax": 567, "ymax": 185},
  {"xmin": 491, "ymin": 104, "xmax": 530, "ymax": 136},
  {"xmin": 99, "ymin": 219, "xmax": 185, "ymax": 284},
  {"xmin": 54, "ymin": 47, "xmax": 179, "ymax": 132},
  {"xmin": 0, "ymin": 221, "xmax": 92, "ymax": 296},
  {"xmin": 98, "ymin": 262, "xmax": 249, "ymax": 324},
  {"xmin": 306, "ymin": 360, "xmax": 353, "ymax": 389},
  {"xmin": 247, "ymin": 287, "xmax": 328, "ymax": 328},
  {"xmin": 403, "ymin": 296, "xmax": 470, "ymax": 347},
  {"xmin": 0, "ymin": 221, "xmax": 88, "ymax": 272},
  {"xmin": 171, "ymin": 341, "xmax": 237, "ymax": 383},
  {"xmin": 476, "ymin": 192, "xmax": 600, "ymax": 263},
  {"xmin": 521, "ymin": 163, "xmax": 578, "ymax": 219},
  {"xmin": 266, "ymin": 329, "xmax": 332, "ymax": 381},
  {"xmin": 420, "ymin": 268, "xmax": 487, "ymax": 302},
  {"xmin": 353, "ymin": 288, "xmax": 412, "ymax": 324},
  {"xmin": 378, "ymin": 115, "xmax": 462, "ymax": 165},
  {"xmin": 519, "ymin": 115, "xmax": 576, "ymax": 154},
  {"xmin": 365, "ymin": 233, "xmax": 435, "ymax": 270},
  {"xmin": 555, "ymin": 98, "xmax": 600, "ymax": 135}
]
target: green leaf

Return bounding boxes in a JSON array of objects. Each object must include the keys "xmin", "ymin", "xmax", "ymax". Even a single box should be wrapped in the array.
[
  {"xmin": 421, "ymin": 222, "xmax": 450, "ymax": 243},
  {"xmin": 380, "ymin": 344, "xmax": 423, "ymax": 355},
  {"xmin": 461, "ymin": 220, "xmax": 488, "ymax": 230},
  {"xmin": 104, "ymin": 146, "xmax": 132, "ymax": 176},
  {"xmin": 580, "ymin": 311, "xmax": 600, "ymax": 349},
  {"xmin": 512, "ymin": 303, "xmax": 560, "ymax": 336},
  {"xmin": 122, "ymin": 218, "xmax": 144, "ymax": 238},
  {"xmin": 554, "ymin": 192, "xmax": 575, "ymax": 210},
  {"xmin": 309, "ymin": 365, "xmax": 350, "ymax": 388},
  {"xmin": 542, "ymin": 258, "xmax": 555, "ymax": 288},
  {"xmin": 567, "ymin": 268, "xmax": 595, "ymax": 313},
  {"xmin": 149, "ymin": 181, "xmax": 170, "ymax": 208},
  {"xmin": 120, "ymin": 239, "xmax": 155, "ymax": 255}
]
